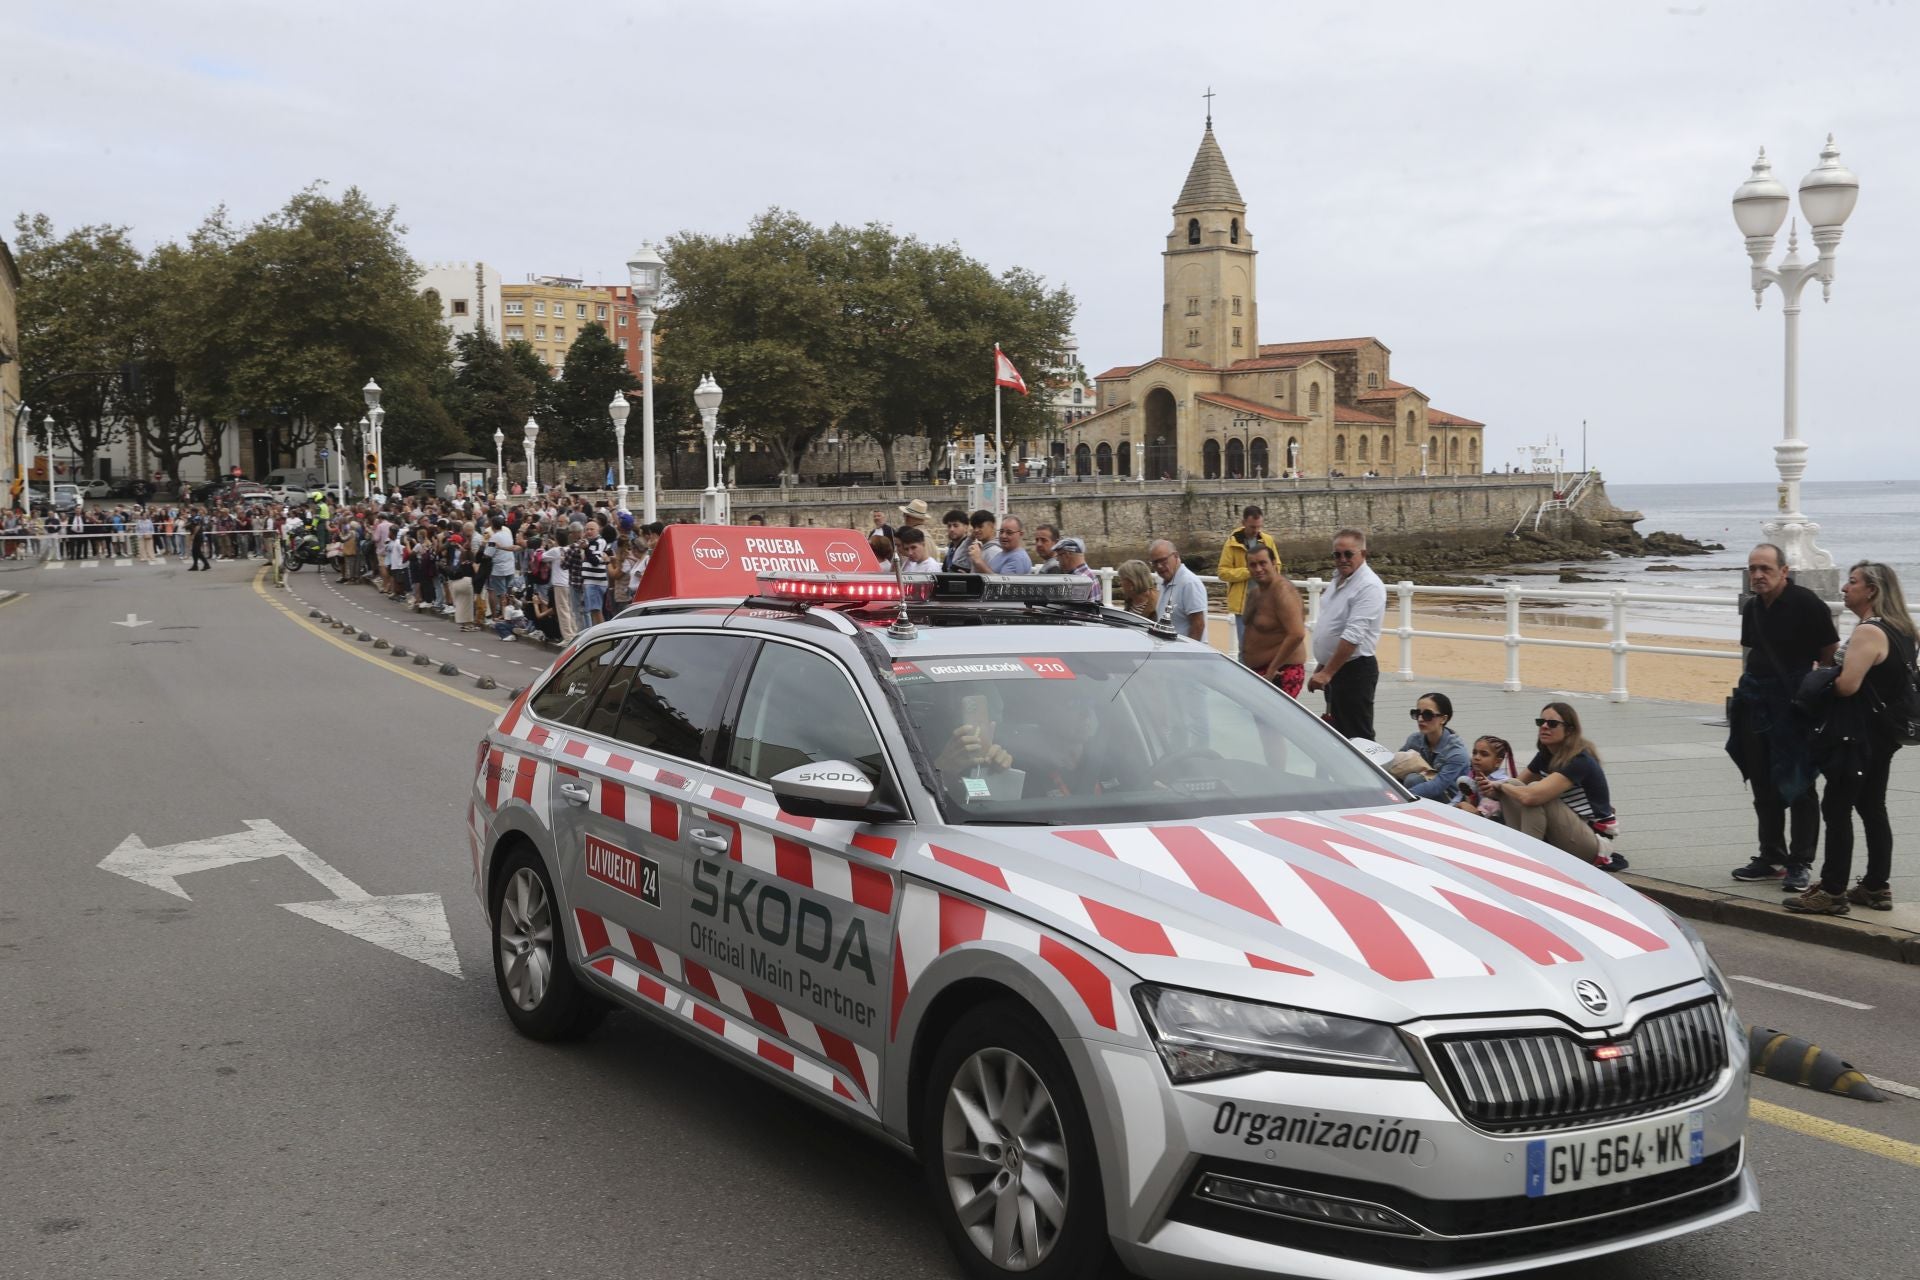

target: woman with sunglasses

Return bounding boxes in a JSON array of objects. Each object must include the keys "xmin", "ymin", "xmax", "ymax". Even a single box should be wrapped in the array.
[
  {"xmin": 1491, "ymin": 702, "xmax": 1627, "ymax": 871},
  {"xmin": 1394, "ymin": 692, "xmax": 1469, "ymax": 801}
]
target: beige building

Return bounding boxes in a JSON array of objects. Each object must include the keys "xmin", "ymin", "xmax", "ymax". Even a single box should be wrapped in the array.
[
  {"xmin": 1072, "ymin": 122, "xmax": 1485, "ymax": 480},
  {"xmin": 1, "ymin": 238, "xmax": 19, "ymax": 498},
  {"xmin": 501, "ymin": 276, "xmax": 618, "ymax": 374}
]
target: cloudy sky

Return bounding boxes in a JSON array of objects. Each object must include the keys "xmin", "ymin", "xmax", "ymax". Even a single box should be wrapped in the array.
[{"xmin": 13, "ymin": 1, "xmax": 1916, "ymax": 484}]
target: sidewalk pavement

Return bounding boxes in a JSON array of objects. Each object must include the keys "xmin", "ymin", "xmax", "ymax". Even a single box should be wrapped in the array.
[{"xmin": 1358, "ymin": 676, "xmax": 1920, "ymax": 962}]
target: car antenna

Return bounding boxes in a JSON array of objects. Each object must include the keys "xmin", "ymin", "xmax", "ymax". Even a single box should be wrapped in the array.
[{"xmin": 887, "ymin": 552, "xmax": 918, "ymax": 641}]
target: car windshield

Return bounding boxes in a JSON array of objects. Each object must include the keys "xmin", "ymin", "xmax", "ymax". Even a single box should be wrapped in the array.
[{"xmin": 889, "ymin": 648, "xmax": 1406, "ymax": 826}]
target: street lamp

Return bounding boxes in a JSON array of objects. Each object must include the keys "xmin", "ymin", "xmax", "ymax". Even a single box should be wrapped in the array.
[
  {"xmin": 1288, "ymin": 438, "xmax": 1300, "ymax": 483},
  {"xmin": 626, "ymin": 244, "xmax": 666, "ymax": 522},
  {"xmin": 493, "ymin": 428, "xmax": 506, "ymax": 500},
  {"xmin": 332, "ymin": 424, "xmax": 345, "ymax": 500},
  {"xmin": 608, "ymin": 390, "xmax": 631, "ymax": 512},
  {"xmin": 1419, "ymin": 441, "xmax": 1429, "ymax": 479},
  {"xmin": 1732, "ymin": 137, "xmax": 1859, "ymax": 586},
  {"xmin": 362, "ymin": 379, "xmax": 383, "ymax": 493},
  {"xmin": 694, "ymin": 372, "xmax": 724, "ymax": 523},
  {"xmin": 40, "ymin": 413, "xmax": 53, "ymax": 521},
  {"xmin": 357, "ymin": 415, "xmax": 371, "ymax": 497},
  {"xmin": 523, "ymin": 417, "xmax": 539, "ymax": 494}
]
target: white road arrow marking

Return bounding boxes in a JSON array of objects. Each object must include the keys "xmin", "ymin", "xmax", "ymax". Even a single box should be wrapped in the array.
[
  {"xmin": 96, "ymin": 819, "xmax": 463, "ymax": 977},
  {"xmin": 111, "ymin": 613, "xmax": 153, "ymax": 628},
  {"xmin": 97, "ymin": 819, "xmax": 303, "ymax": 899}
]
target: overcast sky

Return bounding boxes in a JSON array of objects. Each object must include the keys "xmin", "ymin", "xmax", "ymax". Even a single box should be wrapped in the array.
[{"xmin": 13, "ymin": 1, "xmax": 1917, "ymax": 484}]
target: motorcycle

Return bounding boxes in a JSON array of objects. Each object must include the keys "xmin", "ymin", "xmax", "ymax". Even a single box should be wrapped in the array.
[{"xmin": 282, "ymin": 531, "xmax": 327, "ymax": 572}]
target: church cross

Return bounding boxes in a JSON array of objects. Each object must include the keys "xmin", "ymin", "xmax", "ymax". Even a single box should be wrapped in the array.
[{"xmin": 1202, "ymin": 86, "xmax": 1215, "ymax": 127}]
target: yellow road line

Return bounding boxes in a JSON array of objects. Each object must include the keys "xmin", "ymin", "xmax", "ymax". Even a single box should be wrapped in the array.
[
  {"xmin": 250, "ymin": 569, "xmax": 502, "ymax": 713},
  {"xmin": 0, "ymin": 591, "xmax": 25, "ymax": 611},
  {"xmin": 1751, "ymin": 1098, "xmax": 1920, "ymax": 1168}
]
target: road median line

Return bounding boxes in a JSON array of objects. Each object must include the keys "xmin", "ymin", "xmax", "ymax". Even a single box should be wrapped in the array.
[
  {"xmin": 1750, "ymin": 1099, "xmax": 1920, "ymax": 1168},
  {"xmin": 251, "ymin": 568, "xmax": 501, "ymax": 713}
]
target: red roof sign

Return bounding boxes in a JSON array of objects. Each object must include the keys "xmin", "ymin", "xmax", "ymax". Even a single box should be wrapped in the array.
[{"xmin": 632, "ymin": 525, "xmax": 880, "ymax": 602}]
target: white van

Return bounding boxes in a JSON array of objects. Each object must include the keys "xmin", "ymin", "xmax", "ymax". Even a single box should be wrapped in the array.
[{"xmin": 265, "ymin": 467, "xmax": 322, "ymax": 491}]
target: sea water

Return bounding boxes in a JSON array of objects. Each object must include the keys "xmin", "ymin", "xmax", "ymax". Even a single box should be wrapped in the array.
[{"xmin": 1466, "ymin": 480, "xmax": 1920, "ymax": 641}]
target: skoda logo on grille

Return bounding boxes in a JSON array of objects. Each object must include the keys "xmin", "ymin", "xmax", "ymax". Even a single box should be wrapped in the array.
[{"xmin": 1574, "ymin": 980, "xmax": 1610, "ymax": 1015}]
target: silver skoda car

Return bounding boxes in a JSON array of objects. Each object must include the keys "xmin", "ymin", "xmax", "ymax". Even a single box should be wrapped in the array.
[{"xmin": 470, "ymin": 572, "xmax": 1755, "ymax": 1279}]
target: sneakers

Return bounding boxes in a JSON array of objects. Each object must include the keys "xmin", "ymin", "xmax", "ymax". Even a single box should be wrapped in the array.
[
  {"xmin": 1784, "ymin": 887, "xmax": 1850, "ymax": 915},
  {"xmin": 1780, "ymin": 865, "xmax": 1812, "ymax": 893},
  {"xmin": 1846, "ymin": 882, "xmax": 1894, "ymax": 911},
  {"xmin": 1596, "ymin": 852, "xmax": 1630, "ymax": 873},
  {"xmin": 1731, "ymin": 859, "xmax": 1787, "ymax": 883}
]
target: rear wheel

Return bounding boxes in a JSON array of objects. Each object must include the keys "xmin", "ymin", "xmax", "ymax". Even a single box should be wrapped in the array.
[
  {"xmin": 490, "ymin": 848, "xmax": 605, "ymax": 1041},
  {"xmin": 920, "ymin": 1001, "xmax": 1110, "ymax": 1279}
]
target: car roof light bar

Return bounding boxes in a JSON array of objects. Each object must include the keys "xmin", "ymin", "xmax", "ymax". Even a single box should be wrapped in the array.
[{"xmin": 753, "ymin": 572, "xmax": 1102, "ymax": 608}]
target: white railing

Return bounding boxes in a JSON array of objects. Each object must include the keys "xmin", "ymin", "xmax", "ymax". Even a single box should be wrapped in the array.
[{"xmin": 1095, "ymin": 568, "xmax": 1743, "ymax": 704}]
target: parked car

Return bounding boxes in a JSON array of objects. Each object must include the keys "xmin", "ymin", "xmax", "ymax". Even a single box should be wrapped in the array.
[
  {"xmin": 76, "ymin": 479, "xmax": 113, "ymax": 499},
  {"xmin": 398, "ymin": 478, "xmax": 438, "ymax": 497}
]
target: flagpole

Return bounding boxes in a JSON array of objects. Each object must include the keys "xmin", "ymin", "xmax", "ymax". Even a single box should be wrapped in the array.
[{"xmin": 993, "ymin": 344, "xmax": 1005, "ymax": 522}]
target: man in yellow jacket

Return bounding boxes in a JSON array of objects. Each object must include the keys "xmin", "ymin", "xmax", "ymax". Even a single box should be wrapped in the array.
[{"xmin": 1216, "ymin": 504, "xmax": 1281, "ymax": 660}]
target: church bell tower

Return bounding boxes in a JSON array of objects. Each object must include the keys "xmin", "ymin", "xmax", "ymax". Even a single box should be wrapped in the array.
[{"xmin": 1163, "ymin": 117, "xmax": 1256, "ymax": 369}]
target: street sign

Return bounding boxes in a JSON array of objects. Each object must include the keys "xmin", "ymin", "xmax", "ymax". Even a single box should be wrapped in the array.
[
  {"xmin": 97, "ymin": 818, "xmax": 461, "ymax": 976},
  {"xmin": 320, "ymin": 448, "xmax": 330, "ymax": 460}
]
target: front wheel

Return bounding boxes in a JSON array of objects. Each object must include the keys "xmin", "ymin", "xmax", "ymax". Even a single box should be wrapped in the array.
[
  {"xmin": 490, "ymin": 848, "xmax": 606, "ymax": 1041},
  {"xmin": 919, "ymin": 1001, "xmax": 1110, "ymax": 1279}
]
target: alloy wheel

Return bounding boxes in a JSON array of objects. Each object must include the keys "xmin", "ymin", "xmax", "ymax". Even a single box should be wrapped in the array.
[
  {"xmin": 941, "ymin": 1047, "xmax": 1070, "ymax": 1271},
  {"xmin": 497, "ymin": 866, "xmax": 553, "ymax": 1011}
]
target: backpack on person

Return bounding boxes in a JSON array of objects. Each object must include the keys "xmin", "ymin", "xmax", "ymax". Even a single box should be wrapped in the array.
[{"xmin": 1867, "ymin": 621, "xmax": 1920, "ymax": 746}]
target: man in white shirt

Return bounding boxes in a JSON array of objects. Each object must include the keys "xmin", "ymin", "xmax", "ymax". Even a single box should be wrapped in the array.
[
  {"xmin": 1307, "ymin": 527, "xmax": 1386, "ymax": 740},
  {"xmin": 895, "ymin": 526, "xmax": 942, "ymax": 573},
  {"xmin": 1149, "ymin": 540, "xmax": 1208, "ymax": 640}
]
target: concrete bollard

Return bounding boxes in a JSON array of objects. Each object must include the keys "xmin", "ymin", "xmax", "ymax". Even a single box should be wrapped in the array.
[
  {"xmin": 309, "ymin": 609, "xmax": 322, "ymax": 618},
  {"xmin": 474, "ymin": 675, "xmax": 497, "ymax": 690},
  {"xmin": 356, "ymin": 631, "xmax": 372, "ymax": 642},
  {"xmin": 1747, "ymin": 1025, "xmax": 1885, "ymax": 1101},
  {"xmin": 413, "ymin": 653, "xmax": 433, "ymax": 666},
  {"xmin": 373, "ymin": 638, "xmax": 390, "ymax": 649},
  {"xmin": 439, "ymin": 662, "xmax": 460, "ymax": 675},
  {"xmin": 391, "ymin": 646, "xmax": 409, "ymax": 657}
]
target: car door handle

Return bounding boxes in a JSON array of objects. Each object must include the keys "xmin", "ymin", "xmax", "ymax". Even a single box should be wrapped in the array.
[
  {"xmin": 688, "ymin": 828, "xmax": 732, "ymax": 855},
  {"xmin": 559, "ymin": 782, "xmax": 592, "ymax": 805}
]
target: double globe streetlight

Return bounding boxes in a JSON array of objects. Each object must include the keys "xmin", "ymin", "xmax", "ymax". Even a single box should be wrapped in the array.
[
  {"xmin": 362, "ymin": 378, "xmax": 384, "ymax": 496},
  {"xmin": 1731, "ymin": 135, "xmax": 1860, "ymax": 587},
  {"xmin": 626, "ymin": 244, "xmax": 665, "ymax": 522},
  {"xmin": 694, "ymin": 372, "xmax": 726, "ymax": 525}
]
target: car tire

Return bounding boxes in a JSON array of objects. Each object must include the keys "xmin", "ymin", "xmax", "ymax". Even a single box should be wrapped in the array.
[
  {"xmin": 490, "ymin": 847, "xmax": 605, "ymax": 1042},
  {"xmin": 919, "ymin": 1000, "xmax": 1110, "ymax": 1280}
]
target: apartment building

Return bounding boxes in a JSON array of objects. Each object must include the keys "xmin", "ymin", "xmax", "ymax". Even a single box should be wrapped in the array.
[
  {"xmin": 417, "ymin": 261, "xmax": 502, "ymax": 347},
  {"xmin": 501, "ymin": 276, "xmax": 617, "ymax": 374}
]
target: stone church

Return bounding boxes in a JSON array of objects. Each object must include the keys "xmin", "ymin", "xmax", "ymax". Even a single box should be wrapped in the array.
[{"xmin": 1070, "ymin": 122, "xmax": 1486, "ymax": 481}]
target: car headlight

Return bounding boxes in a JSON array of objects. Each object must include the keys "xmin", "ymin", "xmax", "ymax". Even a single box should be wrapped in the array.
[
  {"xmin": 1664, "ymin": 910, "xmax": 1733, "ymax": 1004},
  {"xmin": 1136, "ymin": 985, "xmax": 1421, "ymax": 1082}
]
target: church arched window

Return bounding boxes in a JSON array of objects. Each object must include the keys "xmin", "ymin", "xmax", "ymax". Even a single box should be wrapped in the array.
[
  {"xmin": 1366, "ymin": 371, "xmax": 1380, "ymax": 389},
  {"xmin": 1381, "ymin": 436, "xmax": 1392, "ymax": 461},
  {"xmin": 1230, "ymin": 218, "xmax": 1240, "ymax": 244},
  {"xmin": 1187, "ymin": 218, "xmax": 1200, "ymax": 245},
  {"xmin": 1334, "ymin": 434, "xmax": 1347, "ymax": 463},
  {"xmin": 1406, "ymin": 410, "xmax": 1417, "ymax": 439},
  {"xmin": 1072, "ymin": 387, "xmax": 1082, "ymax": 404},
  {"xmin": 1308, "ymin": 383, "xmax": 1321, "ymax": 413},
  {"xmin": 1357, "ymin": 435, "xmax": 1369, "ymax": 463}
]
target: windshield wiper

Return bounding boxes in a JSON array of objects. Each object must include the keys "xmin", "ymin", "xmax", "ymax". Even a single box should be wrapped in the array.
[{"xmin": 956, "ymin": 817, "xmax": 1059, "ymax": 827}]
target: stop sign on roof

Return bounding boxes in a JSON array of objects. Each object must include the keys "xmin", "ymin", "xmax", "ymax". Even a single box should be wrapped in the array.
[{"xmin": 633, "ymin": 525, "xmax": 882, "ymax": 602}]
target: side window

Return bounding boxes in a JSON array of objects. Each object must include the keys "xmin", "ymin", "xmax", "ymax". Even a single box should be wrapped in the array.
[
  {"xmin": 728, "ymin": 643, "xmax": 895, "ymax": 805},
  {"xmin": 609, "ymin": 633, "xmax": 749, "ymax": 764},
  {"xmin": 583, "ymin": 638, "xmax": 647, "ymax": 738},
  {"xmin": 528, "ymin": 639, "xmax": 624, "ymax": 726}
]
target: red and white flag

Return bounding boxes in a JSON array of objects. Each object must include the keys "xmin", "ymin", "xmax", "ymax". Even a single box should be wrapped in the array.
[{"xmin": 994, "ymin": 347, "xmax": 1028, "ymax": 395}]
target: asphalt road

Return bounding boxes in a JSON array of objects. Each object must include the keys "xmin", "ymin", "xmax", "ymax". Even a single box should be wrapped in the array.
[{"xmin": 2, "ymin": 562, "xmax": 1916, "ymax": 1280}]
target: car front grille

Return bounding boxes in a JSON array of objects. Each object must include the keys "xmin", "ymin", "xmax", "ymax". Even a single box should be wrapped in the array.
[{"xmin": 1432, "ymin": 999, "xmax": 1726, "ymax": 1132}]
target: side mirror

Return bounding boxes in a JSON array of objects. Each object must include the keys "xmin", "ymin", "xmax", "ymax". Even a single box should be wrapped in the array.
[{"xmin": 770, "ymin": 760, "xmax": 884, "ymax": 820}]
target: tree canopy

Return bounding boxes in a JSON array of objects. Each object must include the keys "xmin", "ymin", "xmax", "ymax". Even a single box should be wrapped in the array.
[{"xmin": 659, "ymin": 210, "xmax": 1075, "ymax": 481}]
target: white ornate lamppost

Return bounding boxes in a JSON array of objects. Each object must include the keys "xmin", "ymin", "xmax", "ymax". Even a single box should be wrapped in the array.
[
  {"xmin": 1419, "ymin": 441, "xmax": 1429, "ymax": 479},
  {"xmin": 626, "ymin": 245, "xmax": 665, "ymax": 522},
  {"xmin": 522, "ymin": 417, "xmax": 539, "ymax": 495},
  {"xmin": 493, "ymin": 428, "xmax": 507, "ymax": 500},
  {"xmin": 694, "ymin": 372, "xmax": 725, "ymax": 524},
  {"xmin": 362, "ymin": 378, "xmax": 383, "ymax": 494},
  {"xmin": 608, "ymin": 390, "xmax": 631, "ymax": 512},
  {"xmin": 1288, "ymin": 438, "xmax": 1300, "ymax": 483},
  {"xmin": 331, "ymin": 424, "xmax": 345, "ymax": 500},
  {"xmin": 1732, "ymin": 137, "xmax": 1860, "ymax": 593}
]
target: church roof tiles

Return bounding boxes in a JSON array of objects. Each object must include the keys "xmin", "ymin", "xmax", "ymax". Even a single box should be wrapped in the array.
[
  {"xmin": 1092, "ymin": 365, "xmax": 1139, "ymax": 381},
  {"xmin": 1176, "ymin": 125, "xmax": 1245, "ymax": 208},
  {"xmin": 1194, "ymin": 392, "xmax": 1309, "ymax": 423},
  {"xmin": 1256, "ymin": 336, "xmax": 1390, "ymax": 358},
  {"xmin": 1226, "ymin": 357, "xmax": 1304, "ymax": 371},
  {"xmin": 1356, "ymin": 381, "xmax": 1421, "ymax": 401},
  {"xmin": 1427, "ymin": 407, "xmax": 1485, "ymax": 427}
]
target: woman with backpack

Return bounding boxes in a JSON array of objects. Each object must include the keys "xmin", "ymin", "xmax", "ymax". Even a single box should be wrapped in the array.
[{"xmin": 1788, "ymin": 561, "xmax": 1916, "ymax": 915}]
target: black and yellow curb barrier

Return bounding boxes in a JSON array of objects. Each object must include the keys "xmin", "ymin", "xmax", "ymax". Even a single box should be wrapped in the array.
[{"xmin": 1747, "ymin": 1025, "xmax": 1885, "ymax": 1101}]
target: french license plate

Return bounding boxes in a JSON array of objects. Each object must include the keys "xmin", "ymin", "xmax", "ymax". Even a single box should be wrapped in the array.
[{"xmin": 1524, "ymin": 1111, "xmax": 1703, "ymax": 1198}]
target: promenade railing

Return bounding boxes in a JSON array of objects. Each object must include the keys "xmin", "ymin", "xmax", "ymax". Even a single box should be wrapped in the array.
[{"xmin": 1094, "ymin": 569, "xmax": 1743, "ymax": 704}]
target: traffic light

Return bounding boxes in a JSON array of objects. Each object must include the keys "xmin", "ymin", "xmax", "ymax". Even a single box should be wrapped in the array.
[{"xmin": 364, "ymin": 454, "xmax": 378, "ymax": 489}]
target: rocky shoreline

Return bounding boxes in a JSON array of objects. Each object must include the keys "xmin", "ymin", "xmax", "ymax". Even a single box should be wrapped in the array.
[{"xmin": 1211, "ymin": 524, "xmax": 1722, "ymax": 588}]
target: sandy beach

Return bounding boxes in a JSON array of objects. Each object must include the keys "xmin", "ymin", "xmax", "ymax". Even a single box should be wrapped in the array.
[{"xmin": 1205, "ymin": 609, "xmax": 1740, "ymax": 706}]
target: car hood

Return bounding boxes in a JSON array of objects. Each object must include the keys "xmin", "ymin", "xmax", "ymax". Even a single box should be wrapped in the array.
[{"xmin": 910, "ymin": 802, "xmax": 1696, "ymax": 1030}]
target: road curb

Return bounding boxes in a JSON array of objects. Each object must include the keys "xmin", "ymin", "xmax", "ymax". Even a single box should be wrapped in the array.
[{"xmin": 1625, "ymin": 873, "xmax": 1920, "ymax": 966}]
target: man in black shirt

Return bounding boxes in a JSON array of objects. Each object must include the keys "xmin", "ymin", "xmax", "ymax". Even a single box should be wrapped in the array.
[{"xmin": 1729, "ymin": 543, "xmax": 1839, "ymax": 891}]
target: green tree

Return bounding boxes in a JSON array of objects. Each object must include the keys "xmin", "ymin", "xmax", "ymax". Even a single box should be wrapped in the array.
[
  {"xmin": 447, "ymin": 328, "xmax": 552, "ymax": 461},
  {"xmin": 11, "ymin": 214, "xmax": 146, "ymax": 475},
  {"xmin": 548, "ymin": 322, "xmax": 633, "ymax": 469}
]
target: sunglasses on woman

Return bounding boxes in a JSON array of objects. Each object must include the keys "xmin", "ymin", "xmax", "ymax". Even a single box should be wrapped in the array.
[
  {"xmin": 1535, "ymin": 717, "xmax": 1567, "ymax": 729},
  {"xmin": 1408, "ymin": 708, "xmax": 1443, "ymax": 721}
]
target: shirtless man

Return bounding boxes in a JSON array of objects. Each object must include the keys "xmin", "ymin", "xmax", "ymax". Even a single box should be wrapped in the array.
[{"xmin": 1240, "ymin": 543, "xmax": 1307, "ymax": 697}]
